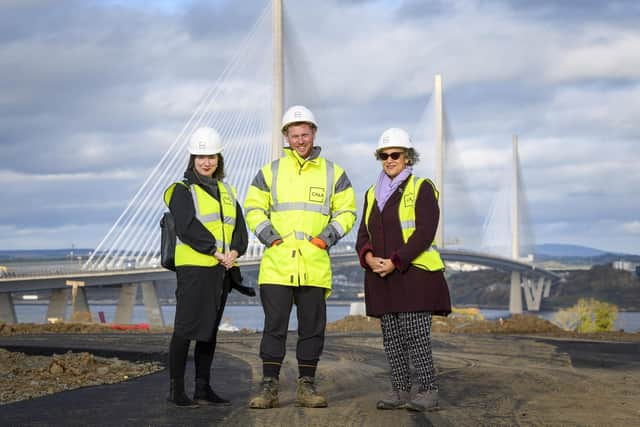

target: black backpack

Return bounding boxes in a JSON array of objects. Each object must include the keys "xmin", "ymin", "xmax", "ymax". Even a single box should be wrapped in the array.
[
  {"xmin": 160, "ymin": 211, "xmax": 177, "ymax": 271},
  {"xmin": 161, "ymin": 181, "xmax": 190, "ymax": 271}
]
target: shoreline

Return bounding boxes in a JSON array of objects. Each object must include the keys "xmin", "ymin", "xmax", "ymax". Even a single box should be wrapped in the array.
[{"xmin": 12, "ymin": 300, "xmax": 640, "ymax": 312}]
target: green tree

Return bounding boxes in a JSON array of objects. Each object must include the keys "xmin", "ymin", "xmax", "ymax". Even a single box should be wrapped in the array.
[{"xmin": 553, "ymin": 298, "xmax": 618, "ymax": 332}]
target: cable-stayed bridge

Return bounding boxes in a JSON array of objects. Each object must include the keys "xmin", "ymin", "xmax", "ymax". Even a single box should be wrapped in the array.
[{"xmin": 0, "ymin": 1, "xmax": 560, "ymax": 325}]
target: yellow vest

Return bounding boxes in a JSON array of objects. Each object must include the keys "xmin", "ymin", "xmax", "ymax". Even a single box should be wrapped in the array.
[
  {"xmin": 164, "ymin": 180, "xmax": 237, "ymax": 267},
  {"xmin": 365, "ymin": 176, "xmax": 445, "ymax": 271},
  {"xmin": 245, "ymin": 150, "xmax": 356, "ymax": 290}
]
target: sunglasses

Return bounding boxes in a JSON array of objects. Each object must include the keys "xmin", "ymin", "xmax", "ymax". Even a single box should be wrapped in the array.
[{"xmin": 378, "ymin": 151, "xmax": 403, "ymax": 161}]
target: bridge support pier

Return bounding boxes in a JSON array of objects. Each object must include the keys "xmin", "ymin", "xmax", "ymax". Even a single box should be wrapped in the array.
[
  {"xmin": 523, "ymin": 277, "xmax": 548, "ymax": 312},
  {"xmin": 70, "ymin": 287, "xmax": 91, "ymax": 321},
  {"xmin": 141, "ymin": 281, "xmax": 165, "ymax": 327},
  {"xmin": 0, "ymin": 293, "xmax": 17, "ymax": 324},
  {"xmin": 47, "ymin": 289, "xmax": 68, "ymax": 322},
  {"xmin": 543, "ymin": 279, "xmax": 551, "ymax": 298},
  {"xmin": 114, "ymin": 283, "xmax": 137, "ymax": 324},
  {"xmin": 509, "ymin": 271, "xmax": 523, "ymax": 314}
]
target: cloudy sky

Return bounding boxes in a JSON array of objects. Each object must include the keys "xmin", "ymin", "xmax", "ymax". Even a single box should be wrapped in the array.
[{"xmin": 1, "ymin": 0, "xmax": 638, "ymax": 255}]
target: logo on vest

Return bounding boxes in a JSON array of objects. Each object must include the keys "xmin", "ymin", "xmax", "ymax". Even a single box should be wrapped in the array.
[
  {"xmin": 404, "ymin": 192, "xmax": 415, "ymax": 208},
  {"xmin": 222, "ymin": 194, "xmax": 233, "ymax": 205},
  {"xmin": 309, "ymin": 187, "xmax": 325, "ymax": 203}
]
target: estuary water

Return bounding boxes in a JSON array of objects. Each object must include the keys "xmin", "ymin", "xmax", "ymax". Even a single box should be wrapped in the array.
[{"xmin": 12, "ymin": 304, "xmax": 640, "ymax": 333}]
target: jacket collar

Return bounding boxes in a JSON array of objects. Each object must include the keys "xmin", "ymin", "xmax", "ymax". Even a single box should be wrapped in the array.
[
  {"xmin": 183, "ymin": 169, "xmax": 219, "ymax": 198},
  {"xmin": 284, "ymin": 146, "xmax": 322, "ymax": 164}
]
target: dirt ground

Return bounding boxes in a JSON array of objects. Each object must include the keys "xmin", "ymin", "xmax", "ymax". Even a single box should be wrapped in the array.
[
  {"xmin": 1, "ymin": 315, "xmax": 640, "ymax": 426},
  {"xmin": 0, "ymin": 348, "xmax": 163, "ymax": 405}
]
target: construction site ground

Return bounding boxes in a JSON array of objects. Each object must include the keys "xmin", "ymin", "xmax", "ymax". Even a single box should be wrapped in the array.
[{"xmin": 0, "ymin": 315, "xmax": 639, "ymax": 426}]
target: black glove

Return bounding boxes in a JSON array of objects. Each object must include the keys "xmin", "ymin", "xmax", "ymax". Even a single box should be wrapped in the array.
[
  {"xmin": 226, "ymin": 266, "xmax": 256, "ymax": 296},
  {"xmin": 232, "ymin": 283, "xmax": 256, "ymax": 297}
]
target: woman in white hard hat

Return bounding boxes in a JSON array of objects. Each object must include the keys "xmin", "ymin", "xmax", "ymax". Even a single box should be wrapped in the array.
[
  {"xmin": 355, "ymin": 128, "xmax": 451, "ymax": 412},
  {"xmin": 163, "ymin": 126, "xmax": 254, "ymax": 407}
]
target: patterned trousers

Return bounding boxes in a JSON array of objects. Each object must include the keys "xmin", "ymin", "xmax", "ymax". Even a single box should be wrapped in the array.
[{"xmin": 380, "ymin": 311, "xmax": 437, "ymax": 393}]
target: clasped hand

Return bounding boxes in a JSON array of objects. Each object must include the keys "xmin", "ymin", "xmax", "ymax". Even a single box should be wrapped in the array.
[
  {"xmin": 215, "ymin": 250, "xmax": 238, "ymax": 270},
  {"xmin": 365, "ymin": 252, "xmax": 395, "ymax": 277}
]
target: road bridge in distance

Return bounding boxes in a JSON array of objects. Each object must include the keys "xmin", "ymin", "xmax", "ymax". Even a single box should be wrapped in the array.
[{"xmin": 0, "ymin": 250, "xmax": 559, "ymax": 326}]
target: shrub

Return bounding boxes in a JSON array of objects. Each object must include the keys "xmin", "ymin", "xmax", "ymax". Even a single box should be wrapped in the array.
[
  {"xmin": 552, "ymin": 298, "xmax": 618, "ymax": 332},
  {"xmin": 450, "ymin": 307, "xmax": 485, "ymax": 320}
]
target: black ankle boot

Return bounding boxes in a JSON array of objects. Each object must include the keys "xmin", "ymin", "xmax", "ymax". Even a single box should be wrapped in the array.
[
  {"xmin": 168, "ymin": 379, "xmax": 198, "ymax": 407},
  {"xmin": 194, "ymin": 378, "xmax": 231, "ymax": 406}
]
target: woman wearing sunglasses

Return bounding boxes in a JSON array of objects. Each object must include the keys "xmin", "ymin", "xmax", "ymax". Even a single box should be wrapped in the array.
[{"xmin": 355, "ymin": 127, "xmax": 451, "ymax": 412}]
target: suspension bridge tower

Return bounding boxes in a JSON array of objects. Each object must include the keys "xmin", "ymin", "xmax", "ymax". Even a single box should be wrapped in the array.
[
  {"xmin": 509, "ymin": 135, "xmax": 523, "ymax": 314},
  {"xmin": 434, "ymin": 74, "xmax": 445, "ymax": 248},
  {"xmin": 271, "ymin": 0, "xmax": 283, "ymax": 161}
]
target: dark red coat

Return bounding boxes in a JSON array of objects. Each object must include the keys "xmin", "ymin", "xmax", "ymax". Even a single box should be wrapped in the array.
[{"xmin": 356, "ymin": 175, "xmax": 451, "ymax": 317}]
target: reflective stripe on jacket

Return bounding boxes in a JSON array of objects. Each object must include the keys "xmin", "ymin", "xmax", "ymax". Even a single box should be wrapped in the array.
[
  {"xmin": 245, "ymin": 148, "xmax": 357, "ymax": 290},
  {"xmin": 365, "ymin": 176, "xmax": 445, "ymax": 271},
  {"xmin": 164, "ymin": 180, "xmax": 238, "ymax": 267}
]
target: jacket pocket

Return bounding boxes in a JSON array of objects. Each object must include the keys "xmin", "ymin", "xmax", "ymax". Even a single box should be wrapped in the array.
[
  {"xmin": 299, "ymin": 239, "xmax": 331, "ymax": 287},
  {"xmin": 258, "ymin": 239, "xmax": 299, "ymax": 285}
]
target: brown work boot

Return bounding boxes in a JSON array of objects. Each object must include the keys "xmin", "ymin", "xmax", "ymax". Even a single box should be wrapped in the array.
[
  {"xmin": 296, "ymin": 376, "xmax": 328, "ymax": 408},
  {"xmin": 249, "ymin": 377, "xmax": 279, "ymax": 409}
]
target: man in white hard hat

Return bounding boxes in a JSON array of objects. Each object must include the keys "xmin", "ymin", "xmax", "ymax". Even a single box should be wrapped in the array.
[{"xmin": 245, "ymin": 105, "xmax": 357, "ymax": 409}]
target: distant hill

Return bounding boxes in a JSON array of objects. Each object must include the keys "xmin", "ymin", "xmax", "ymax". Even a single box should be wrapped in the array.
[
  {"xmin": 0, "ymin": 248, "xmax": 93, "ymax": 261},
  {"xmin": 535, "ymin": 243, "xmax": 640, "ymax": 265},
  {"xmin": 533, "ymin": 244, "xmax": 640, "ymax": 265},
  {"xmin": 535, "ymin": 244, "xmax": 608, "ymax": 258},
  {"xmin": 447, "ymin": 264, "xmax": 640, "ymax": 310}
]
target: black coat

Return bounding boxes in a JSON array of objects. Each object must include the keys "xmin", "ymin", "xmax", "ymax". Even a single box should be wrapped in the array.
[
  {"xmin": 356, "ymin": 175, "xmax": 451, "ymax": 317},
  {"xmin": 169, "ymin": 171, "xmax": 248, "ymax": 341}
]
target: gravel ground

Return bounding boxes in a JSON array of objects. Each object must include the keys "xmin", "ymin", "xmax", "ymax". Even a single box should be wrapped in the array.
[{"xmin": 1, "ymin": 314, "xmax": 638, "ymax": 409}]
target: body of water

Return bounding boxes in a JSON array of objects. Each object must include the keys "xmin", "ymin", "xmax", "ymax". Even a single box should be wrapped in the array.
[{"xmin": 12, "ymin": 304, "xmax": 640, "ymax": 333}]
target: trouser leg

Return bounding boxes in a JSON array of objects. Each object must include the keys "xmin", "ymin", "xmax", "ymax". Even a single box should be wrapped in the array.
[
  {"xmin": 194, "ymin": 285, "xmax": 229, "ymax": 383},
  {"xmin": 194, "ymin": 341, "xmax": 215, "ymax": 382},
  {"xmin": 381, "ymin": 313, "xmax": 411, "ymax": 392},
  {"xmin": 404, "ymin": 312, "xmax": 437, "ymax": 391},
  {"xmin": 169, "ymin": 334, "xmax": 191, "ymax": 380},
  {"xmin": 259, "ymin": 285, "xmax": 294, "ymax": 378},
  {"xmin": 294, "ymin": 286, "xmax": 326, "ymax": 378}
]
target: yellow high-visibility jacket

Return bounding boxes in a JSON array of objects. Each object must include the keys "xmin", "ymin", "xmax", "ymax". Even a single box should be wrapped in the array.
[
  {"xmin": 164, "ymin": 180, "xmax": 238, "ymax": 267},
  {"xmin": 365, "ymin": 176, "xmax": 445, "ymax": 271},
  {"xmin": 245, "ymin": 147, "xmax": 356, "ymax": 292}
]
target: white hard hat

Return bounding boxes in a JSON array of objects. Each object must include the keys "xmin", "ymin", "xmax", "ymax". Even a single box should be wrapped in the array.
[
  {"xmin": 377, "ymin": 128, "xmax": 413, "ymax": 151},
  {"xmin": 281, "ymin": 105, "xmax": 317, "ymax": 134},
  {"xmin": 188, "ymin": 127, "xmax": 223, "ymax": 155}
]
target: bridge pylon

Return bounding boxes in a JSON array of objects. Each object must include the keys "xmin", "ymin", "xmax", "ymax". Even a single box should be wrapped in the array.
[
  {"xmin": 509, "ymin": 135, "xmax": 523, "ymax": 314},
  {"xmin": 507, "ymin": 135, "xmax": 550, "ymax": 314}
]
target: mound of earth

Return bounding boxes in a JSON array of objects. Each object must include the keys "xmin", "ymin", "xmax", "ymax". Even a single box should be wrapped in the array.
[
  {"xmin": 0, "ymin": 322, "xmax": 171, "ymax": 336},
  {"xmin": 325, "ymin": 314, "xmax": 640, "ymax": 341},
  {"xmin": 0, "ymin": 348, "xmax": 163, "ymax": 405}
]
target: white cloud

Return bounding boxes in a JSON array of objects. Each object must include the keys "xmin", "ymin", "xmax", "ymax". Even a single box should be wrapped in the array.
[
  {"xmin": 0, "ymin": 224, "xmax": 108, "ymax": 250},
  {"xmin": 0, "ymin": 169, "xmax": 138, "ymax": 182},
  {"xmin": 622, "ymin": 221, "xmax": 640, "ymax": 235},
  {"xmin": 547, "ymin": 30, "xmax": 640, "ymax": 82},
  {"xmin": 1, "ymin": 0, "xmax": 639, "ymax": 255}
]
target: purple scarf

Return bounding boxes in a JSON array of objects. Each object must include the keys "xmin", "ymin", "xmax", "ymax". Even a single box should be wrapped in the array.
[{"xmin": 375, "ymin": 166, "xmax": 413, "ymax": 211}]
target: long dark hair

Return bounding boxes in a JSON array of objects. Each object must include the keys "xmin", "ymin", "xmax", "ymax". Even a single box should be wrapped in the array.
[{"xmin": 186, "ymin": 154, "xmax": 225, "ymax": 180}]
